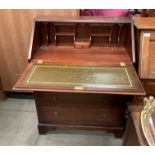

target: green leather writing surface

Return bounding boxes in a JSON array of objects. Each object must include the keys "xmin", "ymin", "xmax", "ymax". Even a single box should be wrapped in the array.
[{"xmin": 22, "ymin": 64, "xmax": 133, "ymax": 89}]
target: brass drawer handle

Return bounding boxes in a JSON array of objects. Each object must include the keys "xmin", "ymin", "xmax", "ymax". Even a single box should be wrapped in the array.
[
  {"xmin": 102, "ymin": 113, "xmax": 107, "ymax": 119},
  {"xmin": 53, "ymin": 111, "xmax": 58, "ymax": 117},
  {"xmin": 52, "ymin": 96, "xmax": 57, "ymax": 102}
]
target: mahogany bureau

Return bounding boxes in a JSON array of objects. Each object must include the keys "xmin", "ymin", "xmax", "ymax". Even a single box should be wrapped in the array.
[{"xmin": 13, "ymin": 16, "xmax": 145, "ymax": 137}]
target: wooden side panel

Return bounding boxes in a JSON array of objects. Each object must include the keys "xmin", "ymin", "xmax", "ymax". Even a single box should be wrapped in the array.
[
  {"xmin": 139, "ymin": 31, "xmax": 155, "ymax": 79},
  {"xmin": 123, "ymin": 114, "xmax": 140, "ymax": 145},
  {"xmin": 149, "ymin": 32, "xmax": 155, "ymax": 78},
  {"xmin": 124, "ymin": 23, "xmax": 135, "ymax": 63},
  {"xmin": 28, "ymin": 22, "xmax": 42, "ymax": 60},
  {"xmin": 123, "ymin": 105, "xmax": 147, "ymax": 146},
  {"xmin": 0, "ymin": 9, "xmax": 79, "ymax": 91},
  {"xmin": 139, "ymin": 31, "xmax": 151, "ymax": 78}
]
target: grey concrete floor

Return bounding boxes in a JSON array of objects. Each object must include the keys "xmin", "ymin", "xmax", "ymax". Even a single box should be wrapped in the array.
[{"xmin": 0, "ymin": 98, "xmax": 122, "ymax": 146}]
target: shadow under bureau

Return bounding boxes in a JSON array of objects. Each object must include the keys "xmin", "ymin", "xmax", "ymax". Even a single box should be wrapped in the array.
[{"xmin": 13, "ymin": 16, "xmax": 145, "ymax": 137}]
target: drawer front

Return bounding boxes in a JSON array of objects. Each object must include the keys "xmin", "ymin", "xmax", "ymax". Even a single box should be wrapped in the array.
[
  {"xmin": 35, "ymin": 92, "xmax": 127, "ymax": 126},
  {"xmin": 34, "ymin": 92, "xmax": 128, "ymax": 106},
  {"xmin": 37, "ymin": 106, "xmax": 124, "ymax": 126}
]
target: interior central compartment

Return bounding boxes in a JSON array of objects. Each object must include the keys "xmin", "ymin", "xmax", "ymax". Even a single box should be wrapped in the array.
[
  {"xmin": 38, "ymin": 22, "xmax": 130, "ymax": 48},
  {"xmin": 30, "ymin": 20, "xmax": 133, "ymax": 65},
  {"xmin": 29, "ymin": 21, "xmax": 134, "ymax": 66}
]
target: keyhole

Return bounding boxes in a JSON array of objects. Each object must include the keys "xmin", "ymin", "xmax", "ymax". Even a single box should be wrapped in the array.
[
  {"xmin": 102, "ymin": 113, "xmax": 107, "ymax": 119},
  {"xmin": 53, "ymin": 111, "xmax": 58, "ymax": 117}
]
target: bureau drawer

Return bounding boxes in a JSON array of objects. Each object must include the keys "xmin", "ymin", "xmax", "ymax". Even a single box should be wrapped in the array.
[
  {"xmin": 37, "ymin": 104, "xmax": 124, "ymax": 126},
  {"xmin": 34, "ymin": 92, "xmax": 128, "ymax": 107},
  {"xmin": 35, "ymin": 92, "xmax": 127, "ymax": 127}
]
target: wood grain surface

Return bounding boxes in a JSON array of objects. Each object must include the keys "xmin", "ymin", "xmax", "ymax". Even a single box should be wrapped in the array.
[
  {"xmin": 0, "ymin": 9, "xmax": 79, "ymax": 91},
  {"xmin": 133, "ymin": 17, "xmax": 155, "ymax": 29}
]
